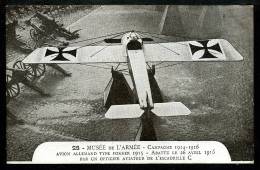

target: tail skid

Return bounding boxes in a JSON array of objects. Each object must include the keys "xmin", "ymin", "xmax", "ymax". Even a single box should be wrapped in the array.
[{"xmin": 105, "ymin": 102, "xmax": 191, "ymax": 119}]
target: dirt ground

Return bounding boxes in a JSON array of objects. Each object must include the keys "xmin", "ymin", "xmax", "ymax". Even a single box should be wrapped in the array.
[{"xmin": 6, "ymin": 5, "xmax": 253, "ymax": 162}]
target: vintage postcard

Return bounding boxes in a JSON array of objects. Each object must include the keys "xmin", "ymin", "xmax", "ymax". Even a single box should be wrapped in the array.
[{"xmin": 5, "ymin": 5, "xmax": 253, "ymax": 163}]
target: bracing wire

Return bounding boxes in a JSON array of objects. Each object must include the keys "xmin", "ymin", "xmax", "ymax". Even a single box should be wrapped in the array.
[
  {"xmin": 115, "ymin": 63, "xmax": 121, "ymax": 70},
  {"xmin": 81, "ymin": 64, "xmax": 111, "ymax": 70},
  {"xmin": 88, "ymin": 43, "xmax": 113, "ymax": 58},
  {"xmin": 116, "ymin": 68, "xmax": 129, "ymax": 72},
  {"xmin": 120, "ymin": 71, "xmax": 130, "ymax": 75},
  {"xmin": 68, "ymin": 30, "xmax": 130, "ymax": 45},
  {"xmin": 72, "ymin": 32, "xmax": 126, "ymax": 65},
  {"xmin": 135, "ymin": 30, "xmax": 192, "ymax": 41},
  {"xmin": 156, "ymin": 43, "xmax": 180, "ymax": 55},
  {"xmin": 138, "ymin": 31, "xmax": 173, "ymax": 42},
  {"xmin": 135, "ymin": 31, "xmax": 188, "ymax": 70},
  {"xmin": 75, "ymin": 31, "xmax": 126, "ymax": 50},
  {"xmin": 136, "ymin": 31, "xmax": 188, "ymax": 47},
  {"xmin": 76, "ymin": 30, "xmax": 127, "ymax": 49},
  {"xmin": 156, "ymin": 62, "xmax": 184, "ymax": 70},
  {"xmin": 115, "ymin": 63, "xmax": 128, "ymax": 71},
  {"xmin": 65, "ymin": 30, "xmax": 189, "ymax": 70},
  {"xmin": 104, "ymin": 63, "xmax": 116, "ymax": 67},
  {"xmin": 154, "ymin": 61, "xmax": 165, "ymax": 67},
  {"xmin": 146, "ymin": 62, "xmax": 152, "ymax": 69},
  {"xmin": 137, "ymin": 32, "xmax": 180, "ymax": 55}
]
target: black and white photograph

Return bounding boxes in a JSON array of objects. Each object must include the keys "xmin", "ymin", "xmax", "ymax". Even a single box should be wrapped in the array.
[{"xmin": 5, "ymin": 5, "xmax": 253, "ymax": 163}]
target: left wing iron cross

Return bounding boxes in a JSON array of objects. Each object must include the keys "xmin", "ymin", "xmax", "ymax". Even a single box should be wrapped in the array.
[
  {"xmin": 45, "ymin": 47, "xmax": 77, "ymax": 61},
  {"xmin": 189, "ymin": 40, "xmax": 225, "ymax": 60}
]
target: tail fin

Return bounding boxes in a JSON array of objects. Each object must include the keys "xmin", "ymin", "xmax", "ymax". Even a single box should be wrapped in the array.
[
  {"xmin": 105, "ymin": 102, "xmax": 191, "ymax": 119},
  {"xmin": 152, "ymin": 102, "xmax": 191, "ymax": 117}
]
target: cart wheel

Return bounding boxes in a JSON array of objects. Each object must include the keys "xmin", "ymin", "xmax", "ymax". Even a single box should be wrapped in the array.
[
  {"xmin": 6, "ymin": 75, "xmax": 11, "ymax": 104},
  {"xmin": 6, "ymin": 74, "xmax": 20, "ymax": 99},
  {"xmin": 33, "ymin": 41, "xmax": 40, "ymax": 49},
  {"xmin": 30, "ymin": 29, "xmax": 39, "ymax": 41},
  {"xmin": 6, "ymin": 95, "xmax": 10, "ymax": 104},
  {"xmin": 13, "ymin": 60, "xmax": 36, "ymax": 82},
  {"xmin": 33, "ymin": 64, "xmax": 46, "ymax": 77}
]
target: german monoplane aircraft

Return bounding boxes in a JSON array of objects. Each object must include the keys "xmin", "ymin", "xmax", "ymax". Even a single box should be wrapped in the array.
[{"xmin": 22, "ymin": 30, "xmax": 243, "ymax": 119}]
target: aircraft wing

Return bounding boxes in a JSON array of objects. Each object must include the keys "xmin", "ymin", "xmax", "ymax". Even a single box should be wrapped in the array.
[
  {"xmin": 22, "ymin": 45, "xmax": 127, "ymax": 64},
  {"xmin": 144, "ymin": 39, "xmax": 243, "ymax": 62}
]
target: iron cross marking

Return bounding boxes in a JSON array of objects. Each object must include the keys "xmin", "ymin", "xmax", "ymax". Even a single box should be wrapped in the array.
[
  {"xmin": 189, "ymin": 40, "xmax": 222, "ymax": 59},
  {"xmin": 45, "ymin": 48, "xmax": 77, "ymax": 61}
]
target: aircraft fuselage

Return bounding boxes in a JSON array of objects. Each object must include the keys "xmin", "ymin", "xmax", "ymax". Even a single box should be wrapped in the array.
[{"xmin": 121, "ymin": 32, "xmax": 154, "ymax": 110}]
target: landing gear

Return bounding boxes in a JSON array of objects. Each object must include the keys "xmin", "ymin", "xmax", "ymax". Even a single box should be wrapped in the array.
[
  {"xmin": 104, "ymin": 68, "xmax": 135, "ymax": 109},
  {"xmin": 105, "ymin": 65, "xmax": 162, "ymax": 106}
]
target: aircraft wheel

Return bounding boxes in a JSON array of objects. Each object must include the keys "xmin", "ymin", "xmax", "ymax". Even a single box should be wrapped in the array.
[
  {"xmin": 6, "ymin": 74, "xmax": 20, "ymax": 99},
  {"xmin": 13, "ymin": 60, "xmax": 36, "ymax": 82}
]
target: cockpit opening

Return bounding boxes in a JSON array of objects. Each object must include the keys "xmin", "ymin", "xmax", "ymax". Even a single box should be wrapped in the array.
[{"xmin": 127, "ymin": 40, "xmax": 142, "ymax": 50}]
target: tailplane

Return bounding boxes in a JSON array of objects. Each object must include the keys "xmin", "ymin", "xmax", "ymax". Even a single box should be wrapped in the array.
[
  {"xmin": 105, "ymin": 102, "xmax": 191, "ymax": 119},
  {"xmin": 152, "ymin": 102, "xmax": 191, "ymax": 117},
  {"xmin": 105, "ymin": 104, "xmax": 143, "ymax": 119}
]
